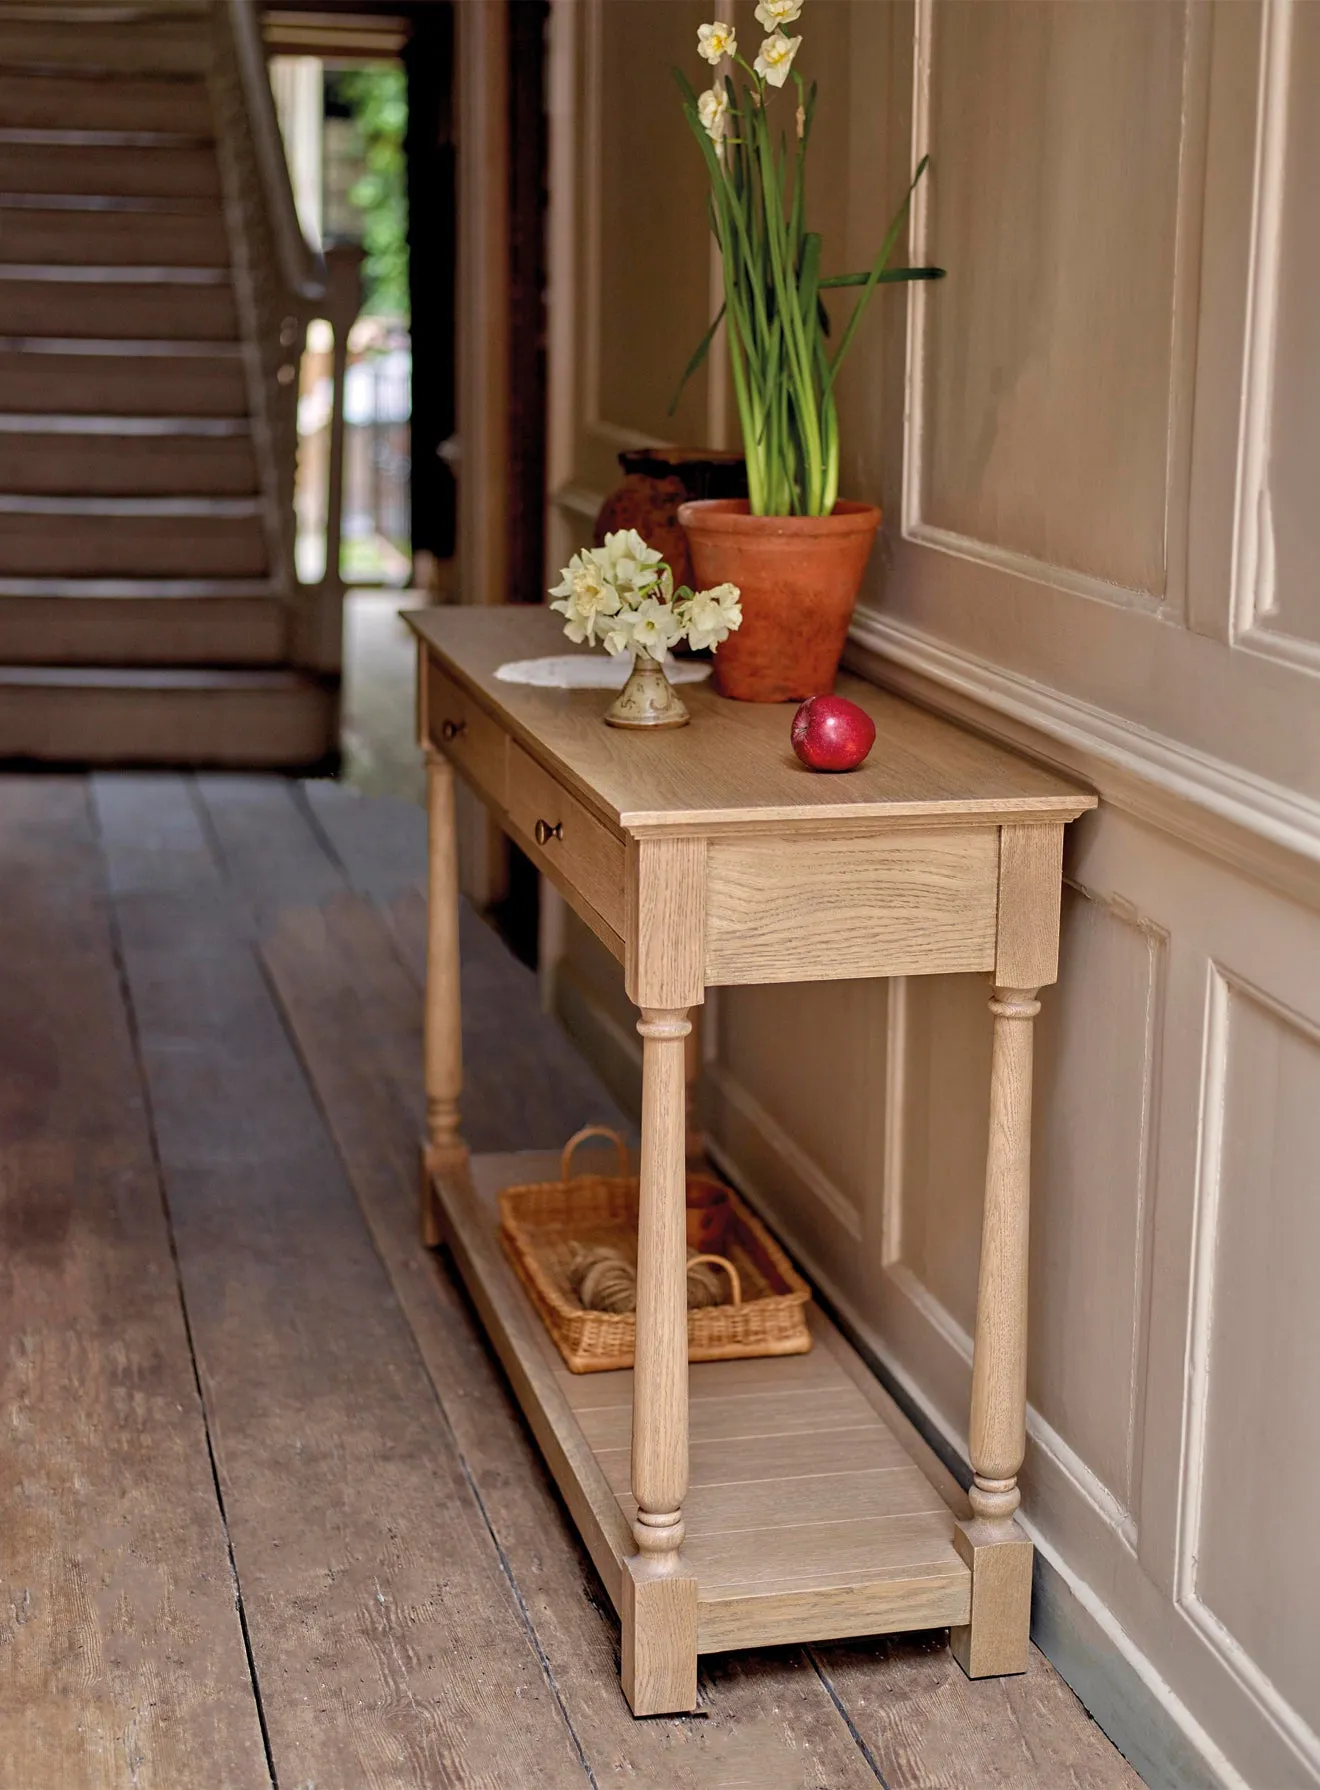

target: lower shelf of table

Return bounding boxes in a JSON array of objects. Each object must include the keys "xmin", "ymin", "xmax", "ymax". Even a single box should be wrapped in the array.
[{"xmin": 434, "ymin": 1148, "xmax": 974, "ymax": 1655}]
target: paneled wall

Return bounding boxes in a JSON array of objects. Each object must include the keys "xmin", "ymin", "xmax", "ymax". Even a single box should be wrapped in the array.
[{"xmin": 542, "ymin": 5, "xmax": 1320, "ymax": 1786}]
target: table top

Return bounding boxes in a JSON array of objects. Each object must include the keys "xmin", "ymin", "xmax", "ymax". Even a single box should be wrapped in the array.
[{"xmin": 407, "ymin": 606, "xmax": 1095, "ymax": 835}]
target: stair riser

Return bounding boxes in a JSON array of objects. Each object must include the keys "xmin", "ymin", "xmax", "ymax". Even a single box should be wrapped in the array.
[
  {"xmin": 0, "ymin": 514, "xmax": 269, "ymax": 577},
  {"xmin": 0, "ymin": 20, "xmax": 210, "ymax": 74},
  {"xmin": 0, "ymin": 279, "xmax": 238, "ymax": 341},
  {"xmin": 0, "ymin": 594, "xmax": 286, "ymax": 664},
  {"xmin": 0, "ymin": 73, "xmax": 212, "ymax": 133},
  {"xmin": 0, "ymin": 432, "xmax": 258, "ymax": 496},
  {"xmin": 0, "ymin": 207, "xmax": 226, "ymax": 266},
  {"xmin": 0, "ymin": 142, "xmax": 220, "ymax": 199},
  {"xmin": 0, "ymin": 353, "xmax": 248, "ymax": 417},
  {"xmin": 0, "ymin": 681, "xmax": 336, "ymax": 768}
]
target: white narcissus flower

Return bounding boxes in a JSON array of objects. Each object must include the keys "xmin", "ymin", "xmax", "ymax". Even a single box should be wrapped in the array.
[
  {"xmin": 681, "ymin": 582, "xmax": 742, "ymax": 651},
  {"xmin": 597, "ymin": 528, "xmax": 665, "ymax": 600},
  {"xmin": 548, "ymin": 548, "xmax": 622, "ymax": 645},
  {"xmin": 600, "ymin": 617, "xmax": 635, "ymax": 657},
  {"xmin": 697, "ymin": 85, "xmax": 729, "ymax": 145},
  {"xmin": 628, "ymin": 597, "xmax": 682, "ymax": 661},
  {"xmin": 754, "ymin": 0, "xmax": 802, "ymax": 30},
  {"xmin": 697, "ymin": 20, "xmax": 736, "ymax": 64},
  {"xmin": 754, "ymin": 29, "xmax": 801, "ymax": 87}
]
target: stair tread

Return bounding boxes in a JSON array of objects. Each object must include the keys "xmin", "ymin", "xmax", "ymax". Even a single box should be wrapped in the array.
[
  {"xmin": 0, "ymin": 577, "xmax": 278, "ymax": 597},
  {"xmin": 0, "ymin": 207, "xmax": 227, "ymax": 266},
  {"xmin": 0, "ymin": 414, "xmax": 250, "ymax": 435},
  {"xmin": 0, "ymin": 194, "xmax": 218, "ymax": 214},
  {"xmin": 0, "ymin": 665, "xmax": 316, "ymax": 689},
  {"xmin": 0, "ymin": 264, "xmax": 229, "ymax": 285},
  {"xmin": 0, "ymin": 126, "xmax": 209, "ymax": 147},
  {"xmin": 0, "ymin": 337, "xmax": 242, "ymax": 356},
  {"xmin": 0, "ymin": 494, "xmax": 262, "ymax": 516}
]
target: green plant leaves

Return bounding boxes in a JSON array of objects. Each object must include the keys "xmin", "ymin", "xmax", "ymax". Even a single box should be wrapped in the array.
[{"xmin": 675, "ymin": 64, "xmax": 941, "ymax": 515}]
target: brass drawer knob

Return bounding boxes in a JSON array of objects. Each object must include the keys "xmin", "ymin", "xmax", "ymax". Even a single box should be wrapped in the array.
[
  {"xmin": 440, "ymin": 717, "xmax": 466, "ymax": 742},
  {"xmin": 534, "ymin": 818, "xmax": 563, "ymax": 846}
]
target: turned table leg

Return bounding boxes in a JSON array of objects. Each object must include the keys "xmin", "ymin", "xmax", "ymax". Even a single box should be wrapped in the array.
[
  {"xmin": 420, "ymin": 747, "xmax": 465, "ymax": 1245},
  {"xmin": 622, "ymin": 1005, "xmax": 698, "ymax": 1715},
  {"xmin": 952, "ymin": 984, "xmax": 1040, "ymax": 1677}
]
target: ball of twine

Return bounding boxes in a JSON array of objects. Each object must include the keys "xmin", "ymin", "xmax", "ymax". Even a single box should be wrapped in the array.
[{"xmin": 567, "ymin": 1244, "xmax": 733, "ymax": 1313}]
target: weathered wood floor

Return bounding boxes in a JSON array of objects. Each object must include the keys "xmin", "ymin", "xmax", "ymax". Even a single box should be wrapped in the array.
[{"xmin": 0, "ymin": 773, "xmax": 1144, "ymax": 1790}]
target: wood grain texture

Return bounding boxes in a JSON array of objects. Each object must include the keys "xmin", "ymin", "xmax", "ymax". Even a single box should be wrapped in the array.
[
  {"xmin": 506, "ymin": 739, "xmax": 627, "ymax": 937},
  {"xmin": 950, "ymin": 1519, "xmax": 1034, "ymax": 1679},
  {"xmin": 259, "ymin": 886, "xmax": 892, "ymax": 1789},
  {"xmin": 968, "ymin": 989, "xmax": 1041, "ymax": 1526},
  {"xmin": 427, "ymin": 657, "xmax": 509, "ymax": 805},
  {"xmin": 630, "ymin": 1009, "xmax": 693, "ymax": 1559},
  {"xmin": 699, "ymin": 1572, "xmax": 970, "ymax": 1654},
  {"xmin": 706, "ymin": 828, "xmax": 998, "ymax": 986},
  {"xmin": 621, "ymin": 1559, "xmax": 699, "ymax": 1716},
  {"xmin": 594, "ymin": 1426, "xmax": 914, "ymax": 1494},
  {"xmin": 424, "ymin": 751, "xmax": 464, "ymax": 1211},
  {"xmin": 406, "ymin": 606, "xmax": 1096, "ymax": 834},
  {"xmin": 996, "ymin": 824, "xmax": 1066, "ymax": 987},
  {"xmin": 626, "ymin": 835, "xmax": 707, "ymax": 1008},
  {"xmin": 0, "ymin": 779, "xmax": 267, "ymax": 1790},
  {"xmin": 813, "ymin": 1632, "xmax": 1144, "ymax": 1789},
  {"xmin": 92, "ymin": 774, "xmax": 590, "ymax": 1790},
  {"xmin": 580, "ymin": 1384, "xmax": 888, "ymax": 1453},
  {"xmin": 436, "ymin": 1152, "xmax": 632, "ymax": 1606},
  {"xmin": 435, "ymin": 1145, "xmax": 974, "ymax": 1661}
]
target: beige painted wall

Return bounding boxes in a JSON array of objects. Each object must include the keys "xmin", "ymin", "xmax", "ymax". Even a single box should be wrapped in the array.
[{"xmin": 541, "ymin": 4, "xmax": 1320, "ymax": 1786}]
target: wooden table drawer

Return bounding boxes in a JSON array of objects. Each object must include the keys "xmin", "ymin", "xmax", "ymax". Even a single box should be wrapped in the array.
[
  {"xmin": 506, "ymin": 741, "xmax": 625, "ymax": 940},
  {"xmin": 427, "ymin": 660, "xmax": 506, "ymax": 804}
]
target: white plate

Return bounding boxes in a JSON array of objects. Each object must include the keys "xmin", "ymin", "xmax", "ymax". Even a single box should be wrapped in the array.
[{"xmin": 494, "ymin": 653, "xmax": 712, "ymax": 690}]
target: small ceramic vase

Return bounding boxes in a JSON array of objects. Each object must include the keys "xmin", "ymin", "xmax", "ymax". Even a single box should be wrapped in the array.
[{"xmin": 603, "ymin": 654, "xmax": 690, "ymax": 729}]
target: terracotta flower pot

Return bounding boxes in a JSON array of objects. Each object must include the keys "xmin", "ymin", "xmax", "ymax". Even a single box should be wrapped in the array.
[{"xmin": 678, "ymin": 498, "xmax": 881, "ymax": 703}]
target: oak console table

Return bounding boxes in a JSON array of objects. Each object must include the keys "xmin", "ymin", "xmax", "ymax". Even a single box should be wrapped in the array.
[{"xmin": 407, "ymin": 605, "xmax": 1095, "ymax": 1716}]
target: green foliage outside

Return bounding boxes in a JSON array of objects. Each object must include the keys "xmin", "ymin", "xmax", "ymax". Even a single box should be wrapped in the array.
[{"xmin": 338, "ymin": 66, "xmax": 409, "ymax": 318}]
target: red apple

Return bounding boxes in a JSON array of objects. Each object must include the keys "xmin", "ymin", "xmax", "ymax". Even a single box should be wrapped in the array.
[{"xmin": 790, "ymin": 694, "xmax": 876, "ymax": 772}]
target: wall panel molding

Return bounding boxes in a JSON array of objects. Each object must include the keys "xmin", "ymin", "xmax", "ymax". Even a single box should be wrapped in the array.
[
  {"xmin": 1230, "ymin": 0, "xmax": 1292, "ymax": 644},
  {"xmin": 901, "ymin": 0, "xmax": 1209, "ymax": 617},
  {"xmin": 849, "ymin": 608, "xmax": 1320, "ymax": 906},
  {"xmin": 704, "ymin": 1060, "xmax": 864, "ymax": 1243},
  {"xmin": 1177, "ymin": 962, "xmax": 1320, "ymax": 1780}
]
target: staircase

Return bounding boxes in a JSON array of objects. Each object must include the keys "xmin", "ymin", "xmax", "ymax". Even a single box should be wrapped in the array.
[{"xmin": 0, "ymin": 0, "xmax": 342, "ymax": 765}]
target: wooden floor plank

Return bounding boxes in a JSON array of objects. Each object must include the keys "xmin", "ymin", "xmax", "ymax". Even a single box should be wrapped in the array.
[
  {"xmin": 812, "ymin": 1635, "xmax": 1144, "ymax": 1789},
  {"xmin": 193, "ymin": 774, "xmax": 343, "ymax": 916},
  {"xmin": 301, "ymin": 776, "xmax": 428, "ymax": 899},
  {"xmin": 0, "ymin": 778, "xmax": 269, "ymax": 1790},
  {"xmin": 90, "ymin": 775, "xmax": 591, "ymax": 1790},
  {"xmin": 199, "ymin": 771, "xmax": 632, "ymax": 1155},
  {"xmin": 262, "ymin": 892, "xmax": 887, "ymax": 1790}
]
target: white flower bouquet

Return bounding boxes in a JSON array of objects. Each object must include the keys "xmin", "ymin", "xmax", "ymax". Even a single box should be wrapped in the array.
[
  {"xmin": 549, "ymin": 528, "xmax": 741, "ymax": 729},
  {"xmin": 675, "ymin": 3, "xmax": 944, "ymax": 517}
]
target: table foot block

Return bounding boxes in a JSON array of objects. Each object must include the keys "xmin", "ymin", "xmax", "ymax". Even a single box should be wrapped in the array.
[
  {"xmin": 949, "ymin": 1517, "xmax": 1033, "ymax": 1677},
  {"xmin": 622, "ymin": 1557, "xmax": 699, "ymax": 1715}
]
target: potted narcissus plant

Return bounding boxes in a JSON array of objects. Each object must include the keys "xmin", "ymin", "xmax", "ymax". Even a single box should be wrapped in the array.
[{"xmin": 675, "ymin": 5, "xmax": 943, "ymax": 702}]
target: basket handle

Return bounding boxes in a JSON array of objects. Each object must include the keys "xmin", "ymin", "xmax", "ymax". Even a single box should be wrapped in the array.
[
  {"xmin": 560, "ymin": 1125, "xmax": 630, "ymax": 1182},
  {"xmin": 688, "ymin": 1253, "xmax": 742, "ymax": 1307}
]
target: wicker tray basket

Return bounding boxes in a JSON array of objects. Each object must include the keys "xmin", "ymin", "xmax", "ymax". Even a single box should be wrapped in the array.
[{"xmin": 498, "ymin": 1127, "xmax": 813, "ymax": 1373}]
